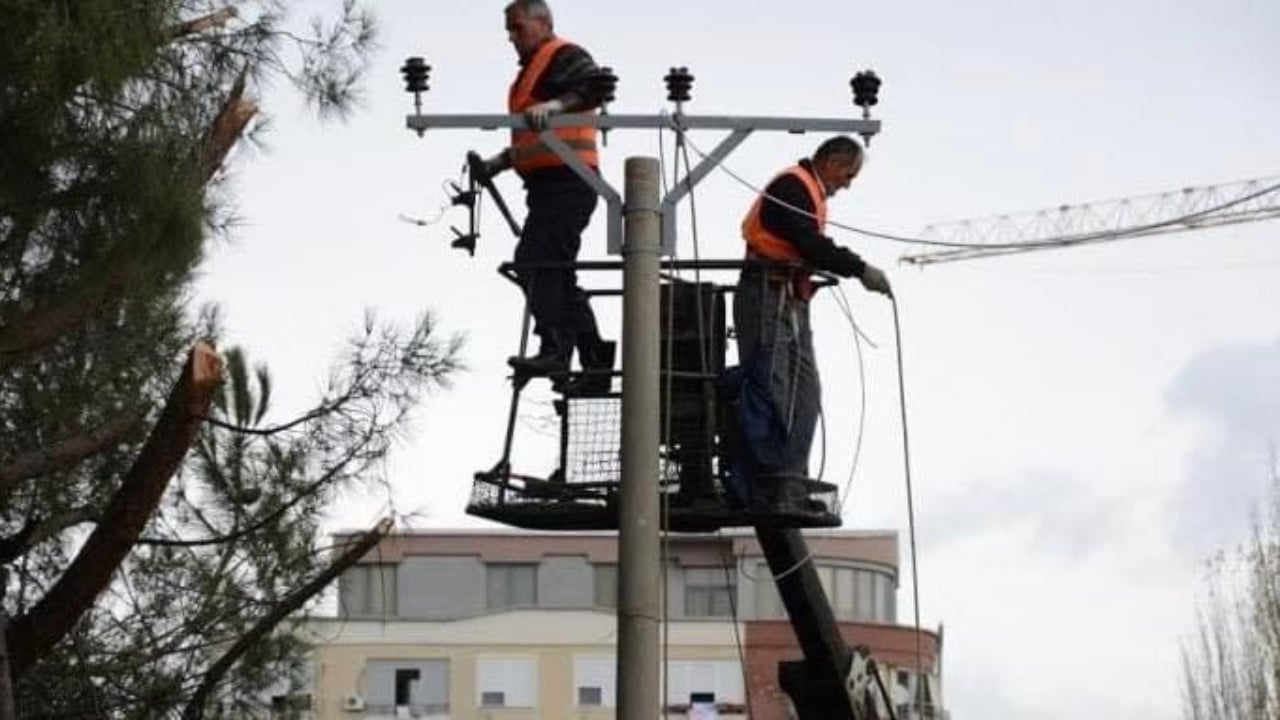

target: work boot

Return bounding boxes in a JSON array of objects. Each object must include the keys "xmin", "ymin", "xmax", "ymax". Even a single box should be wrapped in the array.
[
  {"xmin": 508, "ymin": 333, "xmax": 571, "ymax": 377},
  {"xmin": 560, "ymin": 339, "xmax": 616, "ymax": 396}
]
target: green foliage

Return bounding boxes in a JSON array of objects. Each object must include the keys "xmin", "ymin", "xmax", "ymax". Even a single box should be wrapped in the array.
[{"xmin": 0, "ymin": 1, "xmax": 463, "ymax": 718}]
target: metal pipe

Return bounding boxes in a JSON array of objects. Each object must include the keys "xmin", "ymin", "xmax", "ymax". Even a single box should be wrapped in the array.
[{"xmin": 617, "ymin": 156, "xmax": 662, "ymax": 720}]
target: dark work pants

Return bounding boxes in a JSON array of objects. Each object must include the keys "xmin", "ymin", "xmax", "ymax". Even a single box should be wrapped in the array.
[
  {"xmin": 514, "ymin": 175, "xmax": 601, "ymax": 355},
  {"xmin": 734, "ymin": 271, "xmax": 820, "ymax": 478}
]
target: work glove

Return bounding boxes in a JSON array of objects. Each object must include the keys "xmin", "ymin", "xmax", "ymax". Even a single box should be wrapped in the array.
[
  {"xmin": 859, "ymin": 263, "xmax": 893, "ymax": 297},
  {"xmin": 469, "ymin": 150, "xmax": 507, "ymax": 182},
  {"xmin": 524, "ymin": 98, "xmax": 566, "ymax": 131}
]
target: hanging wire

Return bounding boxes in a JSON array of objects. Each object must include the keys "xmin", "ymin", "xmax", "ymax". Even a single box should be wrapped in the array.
[
  {"xmin": 398, "ymin": 173, "xmax": 469, "ymax": 228},
  {"xmin": 720, "ymin": 542, "xmax": 756, "ymax": 718},
  {"xmin": 669, "ymin": 116, "xmax": 754, "ymax": 712},
  {"xmin": 891, "ymin": 296, "xmax": 926, "ymax": 710},
  {"xmin": 656, "ymin": 121, "xmax": 678, "ymax": 716}
]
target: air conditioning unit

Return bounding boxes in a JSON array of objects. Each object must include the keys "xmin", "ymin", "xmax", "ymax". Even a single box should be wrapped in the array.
[{"xmin": 342, "ymin": 694, "xmax": 365, "ymax": 712}]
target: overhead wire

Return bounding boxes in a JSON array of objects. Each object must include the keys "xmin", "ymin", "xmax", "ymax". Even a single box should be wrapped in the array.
[{"xmin": 682, "ymin": 133, "xmax": 1280, "ymax": 253}]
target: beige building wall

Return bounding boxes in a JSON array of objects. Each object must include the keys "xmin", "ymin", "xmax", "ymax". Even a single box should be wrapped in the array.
[{"xmin": 306, "ymin": 610, "xmax": 746, "ymax": 720}]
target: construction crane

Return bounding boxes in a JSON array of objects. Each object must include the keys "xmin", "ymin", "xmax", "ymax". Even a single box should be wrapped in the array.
[{"xmin": 899, "ymin": 175, "xmax": 1280, "ymax": 266}]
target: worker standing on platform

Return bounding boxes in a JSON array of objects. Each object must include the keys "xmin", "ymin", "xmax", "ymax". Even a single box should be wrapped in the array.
[
  {"xmin": 478, "ymin": 0, "xmax": 615, "ymax": 395},
  {"xmin": 736, "ymin": 136, "xmax": 893, "ymax": 483}
]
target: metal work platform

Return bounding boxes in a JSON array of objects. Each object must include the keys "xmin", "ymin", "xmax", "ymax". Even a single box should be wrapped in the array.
[{"xmin": 465, "ymin": 259, "xmax": 842, "ymax": 532}]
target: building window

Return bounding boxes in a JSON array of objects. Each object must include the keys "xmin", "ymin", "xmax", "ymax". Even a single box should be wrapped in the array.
[
  {"xmin": 486, "ymin": 563, "xmax": 537, "ymax": 609},
  {"xmin": 338, "ymin": 564, "xmax": 397, "ymax": 617},
  {"xmin": 684, "ymin": 567, "xmax": 736, "ymax": 617},
  {"xmin": 364, "ymin": 660, "xmax": 449, "ymax": 715},
  {"xmin": 594, "ymin": 564, "xmax": 617, "ymax": 608},
  {"xmin": 665, "ymin": 660, "xmax": 744, "ymax": 708},
  {"xmin": 753, "ymin": 562, "xmax": 784, "ymax": 619},
  {"xmin": 812, "ymin": 564, "xmax": 896, "ymax": 622},
  {"xmin": 836, "ymin": 567, "xmax": 857, "ymax": 620},
  {"xmin": 477, "ymin": 657, "xmax": 537, "ymax": 708},
  {"xmin": 574, "ymin": 656, "xmax": 616, "ymax": 707}
]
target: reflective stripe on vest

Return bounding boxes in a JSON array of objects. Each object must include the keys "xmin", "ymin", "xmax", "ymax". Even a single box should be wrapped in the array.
[
  {"xmin": 741, "ymin": 165, "xmax": 827, "ymax": 299},
  {"xmin": 508, "ymin": 37, "xmax": 599, "ymax": 176}
]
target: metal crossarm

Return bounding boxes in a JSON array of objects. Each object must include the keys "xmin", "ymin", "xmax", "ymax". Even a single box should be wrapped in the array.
[{"xmin": 405, "ymin": 112, "xmax": 881, "ymax": 256}]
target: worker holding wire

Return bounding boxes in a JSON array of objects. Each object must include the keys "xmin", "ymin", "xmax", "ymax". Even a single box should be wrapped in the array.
[{"xmin": 736, "ymin": 135, "xmax": 892, "ymax": 493}]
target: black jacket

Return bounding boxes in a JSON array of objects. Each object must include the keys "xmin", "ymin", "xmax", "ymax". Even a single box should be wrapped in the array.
[{"xmin": 758, "ymin": 160, "xmax": 865, "ymax": 278}]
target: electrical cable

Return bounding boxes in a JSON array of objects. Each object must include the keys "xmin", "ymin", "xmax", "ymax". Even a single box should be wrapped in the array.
[
  {"xmin": 656, "ymin": 122, "xmax": 678, "ymax": 717},
  {"xmin": 672, "ymin": 116, "xmax": 752, "ymax": 712},
  {"xmin": 682, "ymin": 134, "xmax": 1280, "ymax": 253},
  {"xmin": 738, "ymin": 280, "xmax": 873, "ymax": 585},
  {"xmin": 720, "ymin": 543, "xmax": 756, "ymax": 719},
  {"xmin": 398, "ymin": 176, "xmax": 467, "ymax": 228},
  {"xmin": 890, "ymin": 296, "xmax": 926, "ymax": 710}
]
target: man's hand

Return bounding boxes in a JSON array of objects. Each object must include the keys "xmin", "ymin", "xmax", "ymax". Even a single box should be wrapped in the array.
[
  {"xmin": 524, "ymin": 98, "xmax": 566, "ymax": 131},
  {"xmin": 859, "ymin": 264, "xmax": 893, "ymax": 297},
  {"xmin": 470, "ymin": 150, "xmax": 508, "ymax": 182}
]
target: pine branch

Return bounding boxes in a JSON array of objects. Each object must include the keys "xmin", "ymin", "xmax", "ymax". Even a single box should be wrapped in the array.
[
  {"xmin": 4, "ymin": 342, "xmax": 224, "ymax": 679},
  {"xmin": 0, "ymin": 414, "xmax": 144, "ymax": 493},
  {"xmin": 180, "ymin": 518, "xmax": 392, "ymax": 720},
  {"xmin": 0, "ymin": 509, "xmax": 99, "ymax": 565},
  {"xmin": 0, "ymin": 268, "xmax": 131, "ymax": 372},
  {"xmin": 0, "ymin": 73, "xmax": 254, "ymax": 371}
]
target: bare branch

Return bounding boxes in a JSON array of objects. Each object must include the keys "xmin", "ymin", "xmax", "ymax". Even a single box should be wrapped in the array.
[
  {"xmin": 180, "ymin": 518, "xmax": 393, "ymax": 720},
  {"xmin": 0, "ymin": 414, "xmax": 143, "ymax": 492},
  {"xmin": 5, "ymin": 342, "xmax": 224, "ymax": 678}
]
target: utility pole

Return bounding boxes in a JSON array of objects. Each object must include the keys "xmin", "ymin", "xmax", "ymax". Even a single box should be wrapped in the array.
[
  {"xmin": 401, "ymin": 58, "xmax": 887, "ymax": 719},
  {"xmin": 618, "ymin": 157, "xmax": 662, "ymax": 720}
]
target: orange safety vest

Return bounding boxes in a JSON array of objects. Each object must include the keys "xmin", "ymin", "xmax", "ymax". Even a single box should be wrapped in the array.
[
  {"xmin": 508, "ymin": 37, "xmax": 599, "ymax": 177},
  {"xmin": 741, "ymin": 165, "xmax": 828, "ymax": 300}
]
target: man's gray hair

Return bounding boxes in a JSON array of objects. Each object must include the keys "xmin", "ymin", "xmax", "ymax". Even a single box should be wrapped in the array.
[
  {"xmin": 813, "ymin": 135, "xmax": 864, "ymax": 165},
  {"xmin": 506, "ymin": 0, "xmax": 553, "ymax": 24}
]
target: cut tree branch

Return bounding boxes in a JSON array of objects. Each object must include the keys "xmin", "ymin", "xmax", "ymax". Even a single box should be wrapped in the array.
[
  {"xmin": 169, "ymin": 8, "xmax": 238, "ymax": 40},
  {"xmin": 4, "ymin": 342, "xmax": 224, "ymax": 679},
  {"xmin": 0, "ymin": 414, "xmax": 143, "ymax": 493},
  {"xmin": 0, "ymin": 74, "xmax": 255, "ymax": 371},
  {"xmin": 180, "ymin": 518, "xmax": 393, "ymax": 720},
  {"xmin": 200, "ymin": 70, "xmax": 258, "ymax": 181}
]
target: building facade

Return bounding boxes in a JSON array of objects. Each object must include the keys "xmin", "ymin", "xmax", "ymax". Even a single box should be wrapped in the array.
[{"xmin": 302, "ymin": 530, "xmax": 943, "ymax": 719}]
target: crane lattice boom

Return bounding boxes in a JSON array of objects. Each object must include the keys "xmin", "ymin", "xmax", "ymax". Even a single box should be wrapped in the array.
[{"xmin": 901, "ymin": 175, "xmax": 1280, "ymax": 266}]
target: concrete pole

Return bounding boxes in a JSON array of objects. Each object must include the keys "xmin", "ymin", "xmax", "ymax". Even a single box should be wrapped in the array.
[{"xmin": 617, "ymin": 156, "xmax": 662, "ymax": 720}]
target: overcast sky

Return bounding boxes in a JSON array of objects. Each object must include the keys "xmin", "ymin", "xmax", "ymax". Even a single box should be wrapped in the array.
[{"xmin": 195, "ymin": 1, "xmax": 1280, "ymax": 717}]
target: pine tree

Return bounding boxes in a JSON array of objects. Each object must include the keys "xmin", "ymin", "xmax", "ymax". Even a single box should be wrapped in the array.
[{"xmin": 0, "ymin": 2, "xmax": 461, "ymax": 717}]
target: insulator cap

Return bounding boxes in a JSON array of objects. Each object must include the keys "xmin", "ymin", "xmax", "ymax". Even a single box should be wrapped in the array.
[
  {"xmin": 664, "ymin": 66, "xmax": 694, "ymax": 103},
  {"xmin": 851, "ymin": 70, "xmax": 881, "ymax": 108},
  {"xmin": 587, "ymin": 66, "xmax": 619, "ymax": 106},
  {"xmin": 400, "ymin": 56, "xmax": 431, "ymax": 93}
]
